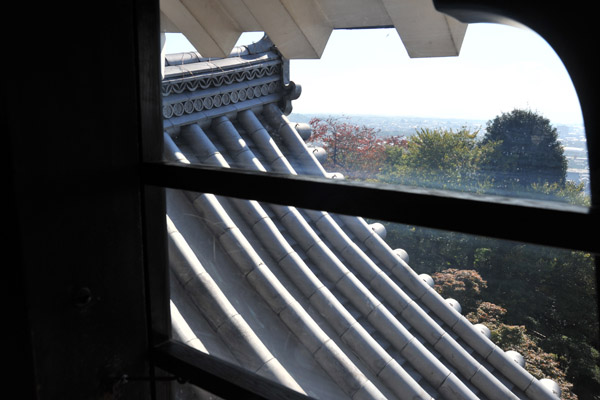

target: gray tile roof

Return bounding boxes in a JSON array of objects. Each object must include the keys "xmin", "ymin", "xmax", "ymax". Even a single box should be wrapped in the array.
[{"xmin": 162, "ymin": 37, "xmax": 561, "ymax": 400}]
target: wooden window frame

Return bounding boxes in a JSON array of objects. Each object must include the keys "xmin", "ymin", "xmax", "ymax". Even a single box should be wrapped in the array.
[{"xmin": 135, "ymin": 0, "xmax": 599, "ymax": 398}]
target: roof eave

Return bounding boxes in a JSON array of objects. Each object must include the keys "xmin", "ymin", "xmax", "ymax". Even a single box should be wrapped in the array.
[{"xmin": 160, "ymin": 0, "xmax": 468, "ymax": 59}]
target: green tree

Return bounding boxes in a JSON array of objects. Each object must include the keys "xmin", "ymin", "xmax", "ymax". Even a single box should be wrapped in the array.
[
  {"xmin": 380, "ymin": 127, "xmax": 497, "ymax": 192},
  {"xmin": 481, "ymin": 109, "xmax": 568, "ymax": 192},
  {"xmin": 531, "ymin": 181, "xmax": 591, "ymax": 206}
]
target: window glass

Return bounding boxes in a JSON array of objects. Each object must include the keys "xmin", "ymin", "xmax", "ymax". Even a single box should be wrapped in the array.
[
  {"xmin": 160, "ymin": 23, "xmax": 596, "ymax": 400},
  {"xmin": 162, "ymin": 25, "xmax": 589, "ymax": 206},
  {"xmin": 375, "ymin": 220, "xmax": 599, "ymax": 400},
  {"xmin": 288, "ymin": 25, "xmax": 588, "ymax": 203},
  {"xmin": 167, "ymin": 189, "xmax": 598, "ymax": 399}
]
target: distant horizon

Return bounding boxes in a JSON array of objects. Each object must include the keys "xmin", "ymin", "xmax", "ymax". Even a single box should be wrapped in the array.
[
  {"xmin": 287, "ymin": 111, "xmax": 584, "ymax": 127},
  {"xmin": 291, "ymin": 111, "xmax": 487, "ymax": 120}
]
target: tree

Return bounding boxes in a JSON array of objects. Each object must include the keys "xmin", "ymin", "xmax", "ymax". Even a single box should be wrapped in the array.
[
  {"xmin": 481, "ymin": 109, "xmax": 568, "ymax": 191},
  {"xmin": 380, "ymin": 127, "xmax": 498, "ymax": 192},
  {"xmin": 467, "ymin": 302, "xmax": 578, "ymax": 400},
  {"xmin": 531, "ymin": 181, "xmax": 591, "ymax": 206},
  {"xmin": 431, "ymin": 270, "xmax": 579, "ymax": 399},
  {"xmin": 308, "ymin": 117, "xmax": 406, "ymax": 180},
  {"xmin": 473, "ymin": 243, "xmax": 600, "ymax": 398},
  {"xmin": 382, "ymin": 220, "xmax": 599, "ymax": 399},
  {"xmin": 432, "ymin": 269, "xmax": 487, "ymax": 314}
]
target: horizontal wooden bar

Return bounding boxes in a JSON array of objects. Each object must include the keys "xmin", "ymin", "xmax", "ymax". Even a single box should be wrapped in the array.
[
  {"xmin": 152, "ymin": 340, "xmax": 314, "ymax": 400},
  {"xmin": 142, "ymin": 162, "xmax": 599, "ymax": 254}
]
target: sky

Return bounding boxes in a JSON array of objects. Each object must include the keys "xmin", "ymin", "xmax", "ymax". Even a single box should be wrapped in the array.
[{"xmin": 164, "ymin": 22, "xmax": 584, "ymax": 126}]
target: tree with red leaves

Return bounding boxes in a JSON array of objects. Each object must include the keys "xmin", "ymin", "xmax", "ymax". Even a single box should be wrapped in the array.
[
  {"xmin": 431, "ymin": 268, "xmax": 487, "ymax": 314},
  {"xmin": 308, "ymin": 116, "xmax": 406, "ymax": 180}
]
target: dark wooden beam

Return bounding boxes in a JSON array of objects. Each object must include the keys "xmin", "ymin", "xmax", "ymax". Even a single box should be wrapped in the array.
[{"xmin": 143, "ymin": 162, "xmax": 598, "ymax": 254}]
